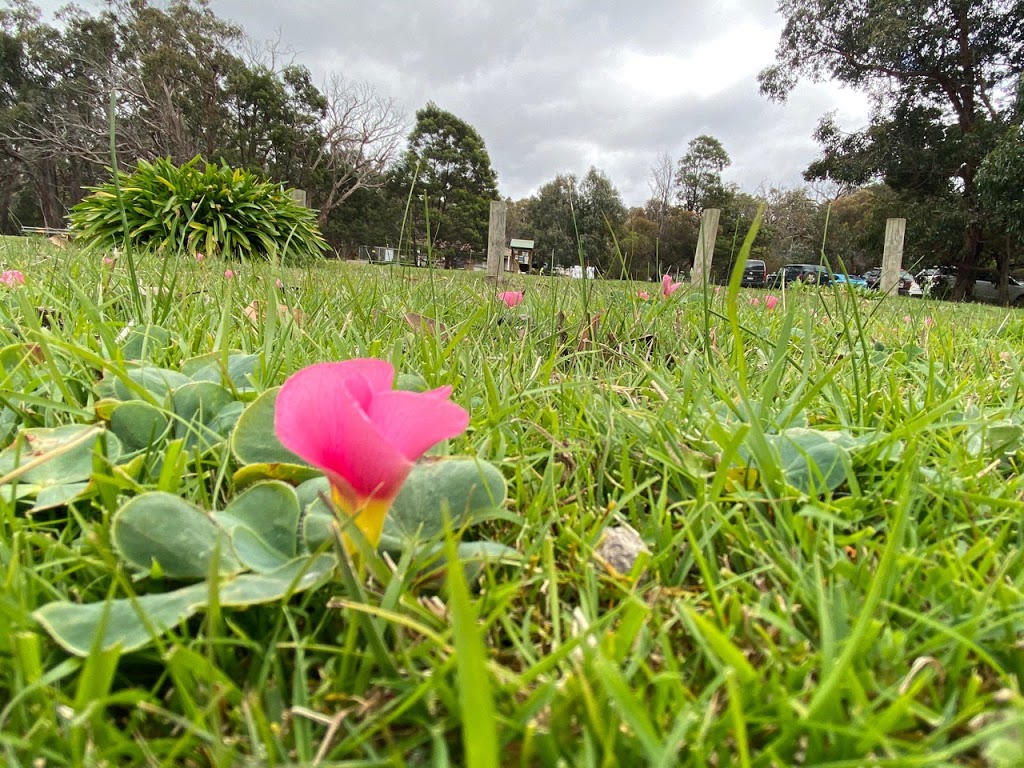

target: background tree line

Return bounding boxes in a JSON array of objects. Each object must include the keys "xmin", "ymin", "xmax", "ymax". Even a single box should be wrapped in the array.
[{"xmin": 2, "ymin": 0, "xmax": 1022, "ymax": 290}]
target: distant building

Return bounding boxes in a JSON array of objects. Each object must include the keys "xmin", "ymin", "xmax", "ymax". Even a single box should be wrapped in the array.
[{"xmin": 506, "ymin": 238, "xmax": 535, "ymax": 272}]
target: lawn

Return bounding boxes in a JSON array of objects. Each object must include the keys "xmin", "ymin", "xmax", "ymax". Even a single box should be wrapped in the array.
[{"xmin": 1, "ymin": 242, "xmax": 1023, "ymax": 766}]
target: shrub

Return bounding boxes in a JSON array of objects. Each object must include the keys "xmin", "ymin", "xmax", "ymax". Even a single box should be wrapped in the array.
[{"xmin": 69, "ymin": 156, "xmax": 329, "ymax": 262}]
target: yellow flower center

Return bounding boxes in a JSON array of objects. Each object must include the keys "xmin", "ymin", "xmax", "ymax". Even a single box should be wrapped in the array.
[{"xmin": 331, "ymin": 487, "xmax": 391, "ymax": 552}]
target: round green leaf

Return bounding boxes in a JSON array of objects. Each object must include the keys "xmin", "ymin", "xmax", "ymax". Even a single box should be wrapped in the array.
[
  {"xmin": 232, "ymin": 462, "xmax": 321, "ymax": 491},
  {"xmin": 230, "ymin": 387, "xmax": 307, "ymax": 466},
  {"xmin": 121, "ymin": 324, "xmax": 172, "ymax": 361},
  {"xmin": 112, "ymin": 492, "xmax": 241, "ymax": 579},
  {"xmin": 0, "ymin": 425, "xmax": 122, "ymax": 486},
  {"xmin": 215, "ymin": 481, "xmax": 301, "ymax": 571},
  {"xmin": 109, "ymin": 401, "xmax": 171, "ymax": 453},
  {"xmin": 382, "ymin": 458, "xmax": 507, "ymax": 549},
  {"xmin": 112, "ymin": 366, "xmax": 191, "ymax": 401}
]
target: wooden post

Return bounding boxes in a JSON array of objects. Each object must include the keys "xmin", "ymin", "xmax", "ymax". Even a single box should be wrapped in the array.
[
  {"xmin": 691, "ymin": 208, "xmax": 720, "ymax": 286},
  {"xmin": 880, "ymin": 218, "xmax": 906, "ymax": 296},
  {"xmin": 289, "ymin": 189, "xmax": 307, "ymax": 207},
  {"xmin": 486, "ymin": 201, "xmax": 506, "ymax": 279}
]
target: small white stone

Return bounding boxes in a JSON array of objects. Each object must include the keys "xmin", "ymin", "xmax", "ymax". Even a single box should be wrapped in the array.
[{"xmin": 594, "ymin": 525, "xmax": 650, "ymax": 577}]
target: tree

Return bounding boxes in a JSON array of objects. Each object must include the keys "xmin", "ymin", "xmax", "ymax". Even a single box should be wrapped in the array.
[
  {"xmin": 526, "ymin": 174, "xmax": 578, "ymax": 269},
  {"xmin": 576, "ymin": 167, "xmax": 627, "ymax": 274},
  {"xmin": 761, "ymin": 187, "xmax": 821, "ymax": 269},
  {"xmin": 0, "ymin": 0, "xmax": 406, "ymax": 247},
  {"xmin": 307, "ymin": 75, "xmax": 405, "ymax": 229},
  {"xmin": 524, "ymin": 168, "xmax": 627, "ymax": 274},
  {"xmin": 393, "ymin": 102, "xmax": 498, "ymax": 266},
  {"xmin": 648, "ymin": 151, "xmax": 674, "ymax": 239},
  {"xmin": 977, "ymin": 124, "xmax": 1024, "ymax": 299},
  {"xmin": 675, "ymin": 135, "xmax": 731, "ymax": 212},
  {"xmin": 760, "ymin": 0, "xmax": 1024, "ymax": 298}
]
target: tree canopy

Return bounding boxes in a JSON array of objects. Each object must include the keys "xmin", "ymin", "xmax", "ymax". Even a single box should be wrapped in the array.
[
  {"xmin": 760, "ymin": 0, "xmax": 1024, "ymax": 296},
  {"xmin": 0, "ymin": 0, "xmax": 403, "ymax": 246},
  {"xmin": 391, "ymin": 102, "xmax": 498, "ymax": 265},
  {"xmin": 675, "ymin": 135, "xmax": 731, "ymax": 212}
]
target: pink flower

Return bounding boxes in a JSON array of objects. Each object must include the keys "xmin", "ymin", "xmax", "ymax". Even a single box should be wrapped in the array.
[
  {"xmin": 661, "ymin": 274, "xmax": 682, "ymax": 297},
  {"xmin": 903, "ymin": 314, "xmax": 912, "ymax": 324},
  {"xmin": 924, "ymin": 317, "xmax": 935, "ymax": 328},
  {"xmin": 102, "ymin": 256, "xmax": 116, "ymax": 267},
  {"xmin": 224, "ymin": 269, "xmax": 235, "ymax": 279},
  {"xmin": 498, "ymin": 291, "xmax": 524, "ymax": 308},
  {"xmin": 637, "ymin": 290, "xmax": 650, "ymax": 301},
  {"xmin": 274, "ymin": 359, "xmax": 470, "ymax": 550},
  {"xmin": 765, "ymin": 295, "xmax": 779, "ymax": 310},
  {"xmin": 194, "ymin": 252, "xmax": 206, "ymax": 263},
  {"xmin": 1, "ymin": 270, "xmax": 25, "ymax": 287},
  {"xmin": 750, "ymin": 297, "xmax": 760, "ymax": 307},
  {"xmin": 275, "ymin": 278, "xmax": 284, "ymax": 289}
]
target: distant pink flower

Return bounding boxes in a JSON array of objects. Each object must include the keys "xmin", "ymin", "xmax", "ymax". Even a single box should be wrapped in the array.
[
  {"xmin": 275, "ymin": 278, "xmax": 284, "ymax": 289},
  {"xmin": 1, "ymin": 270, "xmax": 25, "ymax": 287},
  {"xmin": 498, "ymin": 290, "xmax": 524, "ymax": 308},
  {"xmin": 102, "ymin": 256, "xmax": 116, "ymax": 267},
  {"xmin": 194, "ymin": 252, "xmax": 206, "ymax": 263},
  {"xmin": 662, "ymin": 274, "xmax": 682, "ymax": 297},
  {"xmin": 637, "ymin": 290, "xmax": 650, "ymax": 301},
  {"xmin": 903, "ymin": 314, "xmax": 912, "ymax": 324},
  {"xmin": 224, "ymin": 269, "xmax": 235, "ymax": 279},
  {"xmin": 274, "ymin": 359, "xmax": 470, "ymax": 550},
  {"xmin": 924, "ymin": 317, "xmax": 935, "ymax": 328},
  {"xmin": 765, "ymin": 295, "xmax": 779, "ymax": 310},
  {"xmin": 750, "ymin": 297, "xmax": 760, "ymax": 307}
]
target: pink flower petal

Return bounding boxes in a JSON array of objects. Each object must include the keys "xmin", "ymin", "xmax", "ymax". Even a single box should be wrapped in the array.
[
  {"xmin": 1, "ymin": 270, "xmax": 25, "ymax": 287},
  {"xmin": 498, "ymin": 291, "xmax": 524, "ymax": 308},
  {"xmin": 366, "ymin": 389, "xmax": 469, "ymax": 461},
  {"xmin": 274, "ymin": 359, "xmax": 468, "ymax": 506},
  {"xmin": 275, "ymin": 362, "xmax": 410, "ymax": 500}
]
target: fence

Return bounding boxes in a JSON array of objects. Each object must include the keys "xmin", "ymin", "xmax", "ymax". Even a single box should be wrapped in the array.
[{"xmin": 358, "ymin": 245, "xmax": 488, "ymax": 270}]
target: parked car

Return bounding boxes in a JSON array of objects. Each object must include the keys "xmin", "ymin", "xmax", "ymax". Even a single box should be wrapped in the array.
[
  {"xmin": 833, "ymin": 273, "xmax": 868, "ymax": 288},
  {"xmin": 766, "ymin": 263, "xmax": 834, "ymax": 288},
  {"xmin": 740, "ymin": 259, "xmax": 767, "ymax": 288},
  {"xmin": 863, "ymin": 268, "xmax": 923, "ymax": 297},
  {"xmin": 918, "ymin": 266, "xmax": 1024, "ymax": 304}
]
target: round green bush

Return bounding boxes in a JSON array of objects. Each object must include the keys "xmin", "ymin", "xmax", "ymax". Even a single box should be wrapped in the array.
[{"xmin": 69, "ymin": 156, "xmax": 329, "ymax": 262}]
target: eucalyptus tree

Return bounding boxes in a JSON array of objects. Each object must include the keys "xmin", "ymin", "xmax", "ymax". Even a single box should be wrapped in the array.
[
  {"xmin": 393, "ymin": 102, "xmax": 499, "ymax": 266},
  {"xmin": 675, "ymin": 135, "xmax": 731, "ymax": 212},
  {"xmin": 760, "ymin": 0, "xmax": 1024, "ymax": 297}
]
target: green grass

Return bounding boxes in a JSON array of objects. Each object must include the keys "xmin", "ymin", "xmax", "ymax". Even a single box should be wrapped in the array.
[{"xmin": 2, "ymin": 242, "xmax": 1024, "ymax": 766}]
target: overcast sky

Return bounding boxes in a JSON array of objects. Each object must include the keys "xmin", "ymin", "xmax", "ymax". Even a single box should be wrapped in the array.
[{"xmin": 38, "ymin": 0, "xmax": 871, "ymax": 206}]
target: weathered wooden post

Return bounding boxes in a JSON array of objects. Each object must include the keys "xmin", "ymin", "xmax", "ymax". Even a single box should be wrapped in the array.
[
  {"xmin": 691, "ymin": 208, "xmax": 721, "ymax": 286},
  {"xmin": 486, "ymin": 200, "xmax": 506, "ymax": 279},
  {"xmin": 289, "ymin": 189, "xmax": 307, "ymax": 207},
  {"xmin": 880, "ymin": 218, "xmax": 906, "ymax": 296}
]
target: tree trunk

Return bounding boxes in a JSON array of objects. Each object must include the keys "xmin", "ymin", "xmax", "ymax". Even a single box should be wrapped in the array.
[
  {"xmin": 952, "ymin": 221, "xmax": 983, "ymax": 301},
  {"xmin": 997, "ymin": 235, "xmax": 1012, "ymax": 304}
]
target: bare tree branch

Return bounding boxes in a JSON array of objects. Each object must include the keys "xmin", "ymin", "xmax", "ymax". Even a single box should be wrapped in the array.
[{"xmin": 310, "ymin": 74, "xmax": 406, "ymax": 226}]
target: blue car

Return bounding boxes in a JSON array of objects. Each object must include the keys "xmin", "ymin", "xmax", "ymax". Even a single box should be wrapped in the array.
[{"xmin": 833, "ymin": 273, "xmax": 868, "ymax": 288}]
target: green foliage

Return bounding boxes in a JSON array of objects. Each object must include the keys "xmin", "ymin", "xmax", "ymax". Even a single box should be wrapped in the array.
[
  {"xmin": 761, "ymin": 0, "xmax": 1024, "ymax": 281},
  {"xmin": 68, "ymin": 156, "xmax": 328, "ymax": 262},
  {"xmin": 392, "ymin": 102, "xmax": 499, "ymax": 263},
  {"xmin": 978, "ymin": 126, "xmax": 1024, "ymax": 242},
  {"xmin": 525, "ymin": 168, "xmax": 628, "ymax": 271},
  {"xmin": 676, "ymin": 134, "xmax": 731, "ymax": 212},
  {"xmin": 4, "ymin": 242, "xmax": 1024, "ymax": 764}
]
